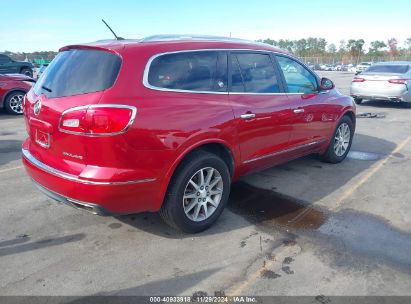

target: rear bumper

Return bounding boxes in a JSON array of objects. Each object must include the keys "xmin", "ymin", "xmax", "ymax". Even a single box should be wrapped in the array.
[
  {"xmin": 351, "ymin": 84, "xmax": 411, "ymax": 102},
  {"xmin": 22, "ymin": 148, "xmax": 161, "ymax": 214},
  {"xmin": 33, "ymin": 181, "xmax": 111, "ymax": 215}
]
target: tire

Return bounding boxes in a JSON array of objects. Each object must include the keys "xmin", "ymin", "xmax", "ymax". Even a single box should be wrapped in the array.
[
  {"xmin": 20, "ymin": 68, "xmax": 33, "ymax": 78},
  {"xmin": 159, "ymin": 151, "xmax": 231, "ymax": 233},
  {"xmin": 354, "ymin": 97, "xmax": 363, "ymax": 105},
  {"xmin": 4, "ymin": 91, "xmax": 25, "ymax": 115},
  {"xmin": 321, "ymin": 116, "xmax": 354, "ymax": 164}
]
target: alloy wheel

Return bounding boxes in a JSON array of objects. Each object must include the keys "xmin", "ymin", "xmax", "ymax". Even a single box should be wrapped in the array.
[
  {"xmin": 182, "ymin": 167, "xmax": 224, "ymax": 222},
  {"xmin": 8, "ymin": 94, "xmax": 24, "ymax": 114},
  {"xmin": 334, "ymin": 122, "xmax": 351, "ymax": 157}
]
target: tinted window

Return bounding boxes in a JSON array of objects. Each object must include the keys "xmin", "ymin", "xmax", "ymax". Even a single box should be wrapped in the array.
[
  {"xmin": 231, "ymin": 53, "xmax": 280, "ymax": 93},
  {"xmin": 231, "ymin": 56, "xmax": 245, "ymax": 92},
  {"xmin": 276, "ymin": 56, "xmax": 317, "ymax": 93},
  {"xmin": 33, "ymin": 49, "xmax": 121, "ymax": 98},
  {"xmin": 0, "ymin": 55, "xmax": 10, "ymax": 63},
  {"xmin": 366, "ymin": 65, "xmax": 409, "ymax": 74},
  {"xmin": 148, "ymin": 51, "xmax": 227, "ymax": 92}
]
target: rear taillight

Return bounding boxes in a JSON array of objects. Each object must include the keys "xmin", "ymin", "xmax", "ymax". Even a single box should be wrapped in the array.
[
  {"xmin": 352, "ymin": 77, "xmax": 366, "ymax": 82},
  {"xmin": 59, "ymin": 105, "xmax": 137, "ymax": 136},
  {"xmin": 388, "ymin": 79, "xmax": 408, "ymax": 84}
]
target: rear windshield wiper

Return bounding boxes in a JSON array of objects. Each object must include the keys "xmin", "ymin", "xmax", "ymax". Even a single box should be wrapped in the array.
[{"xmin": 41, "ymin": 85, "xmax": 52, "ymax": 92}]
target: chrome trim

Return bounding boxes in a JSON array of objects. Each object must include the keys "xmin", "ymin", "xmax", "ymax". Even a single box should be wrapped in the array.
[
  {"xmin": 142, "ymin": 48, "xmax": 305, "ymax": 96},
  {"xmin": 229, "ymin": 92, "xmax": 292, "ymax": 96},
  {"xmin": 293, "ymin": 108, "xmax": 305, "ymax": 114},
  {"xmin": 33, "ymin": 99, "xmax": 42, "ymax": 116},
  {"xmin": 240, "ymin": 113, "xmax": 256, "ymax": 119},
  {"xmin": 243, "ymin": 140, "xmax": 326, "ymax": 164},
  {"xmin": 142, "ymin": 49, "xmax": 229, "ymax": 95},
  {"xmin": 22, "ymin": 148, "xmax": 156, "ymax": 186},
  {"xmin": 58, "ymin": 104, "xmax": 137, "ymax": 137},
  {"xmin": 35, "ymin": 129, "xmax": 51, "ymax": 148},
  {"xmin": 318, "ymin": 90, "xmax": 330, "ymax": 95}
]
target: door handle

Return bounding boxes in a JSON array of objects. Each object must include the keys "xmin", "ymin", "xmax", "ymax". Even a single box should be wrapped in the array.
[
  {"xmin": 293, "ymin": 108, "xmax": 305, "ymax": 114},
  {"xmin": 240, "ymin": 113, "xmax": 256, "ymax": 119}
]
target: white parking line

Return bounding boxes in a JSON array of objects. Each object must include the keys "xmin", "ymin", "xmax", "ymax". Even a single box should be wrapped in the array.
[
  {"xmin": 333, "ymin": 133, "xmax": 411, "ymax": 211},
  {"xmin": 0, "ymin": 165, "xmax": 23, "ymax": 174}
]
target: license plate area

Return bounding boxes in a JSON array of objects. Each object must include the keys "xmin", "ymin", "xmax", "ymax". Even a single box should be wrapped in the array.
[{"xmin": 35, "ymin": 129, "xmax": 51, "ymax": 148}]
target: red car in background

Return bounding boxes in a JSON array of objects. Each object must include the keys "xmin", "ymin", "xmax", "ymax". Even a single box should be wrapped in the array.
[
  {"xmin": 0, "ymin": 74, "xmax": 34, "ymax": 114},
  {"xmin": 22, "ymin": 35, "xmax": 356, "ymax": 233}
]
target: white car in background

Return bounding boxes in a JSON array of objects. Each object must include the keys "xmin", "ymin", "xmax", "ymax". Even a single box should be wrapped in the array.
[
  {"xmin": 350, "ymin": 61, "xmax": 411, "ymax": 106},
  {"xmin": 347, "ymin": 64, "xmax": 356, "ymax": 72},
  {"xmin": 355, "ymin": 62, "xmax": 373, "ymax": 74}
]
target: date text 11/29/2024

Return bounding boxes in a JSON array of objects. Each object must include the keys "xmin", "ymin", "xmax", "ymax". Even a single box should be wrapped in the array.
[{"xmin": 149, "ymin": 296, "xmax": 257, "ymax": 302}]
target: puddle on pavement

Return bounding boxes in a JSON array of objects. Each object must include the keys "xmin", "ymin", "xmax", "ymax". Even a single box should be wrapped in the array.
[
  {"xmin": 319, "ymin": 209, "xmax": 411, "ymax": 267},
  {"xmin": 228, "ymin": 182, "xmax": 327, "ymax": 230},
  {"xmin": 229, "ymin": 182, "xmax": 411, "ymax": 268},
  {"xmin": 347, "ymin": 151, "xmax": 384, "ymax": 161}
]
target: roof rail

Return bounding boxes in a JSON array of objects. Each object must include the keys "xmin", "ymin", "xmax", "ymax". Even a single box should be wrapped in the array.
[{"xmin": 139, "ymin": 34, "xmax": 253, "ymax": 43}]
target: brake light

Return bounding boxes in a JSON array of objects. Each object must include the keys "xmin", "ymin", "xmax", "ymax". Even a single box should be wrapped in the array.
[
  {"xmin": 352, "ymin": 77, "xmax": 366, "ymax": 82},
  {"xmin": 388, "ymin": 79, "xmax": 408, "ymax": 84},
  {"xmin": 59, "ymin": 105, "xmax": 136, "ymax": 136}
]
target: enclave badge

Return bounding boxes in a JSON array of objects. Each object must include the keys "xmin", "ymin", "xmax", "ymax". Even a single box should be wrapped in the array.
[{"xmin": 34, "ymin": 100, "xmax": 42, "ymax": 116}]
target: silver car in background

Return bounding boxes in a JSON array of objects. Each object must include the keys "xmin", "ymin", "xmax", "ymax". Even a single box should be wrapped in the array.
[
  {"xmin": 355, "ymin": 61, "xmax": 373, "ymax": 75},
  {"xmin": 350, "ymin": 61, "xmax": 411, "ymax": 106}
]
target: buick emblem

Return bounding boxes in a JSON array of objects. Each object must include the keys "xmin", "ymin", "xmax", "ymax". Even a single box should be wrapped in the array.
[{"xmin": 34, "ymin": 100, "xmax": 42, "ymax": 116}]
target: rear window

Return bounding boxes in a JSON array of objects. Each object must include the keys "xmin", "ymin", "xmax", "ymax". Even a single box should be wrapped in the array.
[
  {"xmin": 33, "ymin": 49, "xmax": 121, "ymax": 98},
  {"xmin": 147, "ymin": 51, "xmax": 228, "ymax": 92},
  {"xmin": 366, "ymin": 65, "xmax": 410, "ymax": 74}
]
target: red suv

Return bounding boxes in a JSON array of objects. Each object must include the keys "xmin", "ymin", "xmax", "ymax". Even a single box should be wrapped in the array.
[
  {"xmin": 22, "ymin": 36, "xmax": 355, "ymax": 232},
  {"xmin": 1, "ymin": 73, "xmax": 34, "ymax": 114}
]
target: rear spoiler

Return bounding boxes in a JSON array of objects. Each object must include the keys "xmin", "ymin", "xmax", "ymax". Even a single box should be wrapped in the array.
[{"xmin": 59, "ymin": 43, "xmax": 124, "ymax": 56}]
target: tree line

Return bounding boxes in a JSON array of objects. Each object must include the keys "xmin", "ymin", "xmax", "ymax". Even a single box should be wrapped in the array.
[
  {"xmin": 3, "ymin": 37, "xmax": 411, "ymax": 64},
  {"xmin": 2, "ymin": 50, "xmax": 57, "ymax": 62},
  {"xmin": 257, "ymin": 37, "xmax": 411, "ymax": 64}
]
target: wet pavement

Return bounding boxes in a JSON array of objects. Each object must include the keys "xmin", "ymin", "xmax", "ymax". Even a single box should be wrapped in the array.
[
  {"xmin": 228, "ymin": 182, "xmax": 411, "ymax": 272},
  {"xmin": 229, "ymin": 182, "xmax": 327, "ymax": 230},
  {"xmin": 319, "ymin": 210, "xmax": 411, "ymax": 269}
]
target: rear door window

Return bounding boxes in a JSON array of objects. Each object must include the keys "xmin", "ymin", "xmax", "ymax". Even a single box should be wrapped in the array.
[
  {"xmin": 276, "ymin": 56, "xmax": 318, "ymax": 94},
  {"xmin": 147, "ymin": 51, "xmax": 228, "ymax": 92},
  {"xmin": 230, "ymin": 53, "xmax": 280, "ymax": 93},
  {"xmin": 33, "ymin": 49, "xmax": 121, "ymax": 98}
]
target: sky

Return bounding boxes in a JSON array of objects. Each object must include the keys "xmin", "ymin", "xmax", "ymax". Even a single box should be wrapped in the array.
[{"xmin": 0, "ymin": 0, "xmax": 410, "ymax": 52}]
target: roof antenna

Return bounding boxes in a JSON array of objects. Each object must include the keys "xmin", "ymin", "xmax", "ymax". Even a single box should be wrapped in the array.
[{"xmin": 101, "ymin": 19, "xmax": 125, "ymax": 40}]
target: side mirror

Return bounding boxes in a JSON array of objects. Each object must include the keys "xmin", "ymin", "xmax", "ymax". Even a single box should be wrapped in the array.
[{"xmin": 319, "ymin": 77, "xmax": 335, "ymax": 90}]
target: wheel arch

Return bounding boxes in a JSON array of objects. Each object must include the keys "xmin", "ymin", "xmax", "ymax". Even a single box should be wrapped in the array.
[
  {"xmin": 20, "ymin": 66, "xmax": 32, "ymax": 72},
  {"xmin": 1, "ymin": 89, "xmax": 27, "ymax": 108},
  {"xmin": 153, "ymin": 139, "xmax": 237, "ymax": 212},
  {"xmin": 342, "ymin": 109, "xmax": 356, "ymax": 131}
]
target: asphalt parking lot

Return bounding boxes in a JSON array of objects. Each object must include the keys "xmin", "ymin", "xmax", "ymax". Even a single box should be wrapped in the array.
[{"xmin": 1, "ymin": 71, "xmax": 411, "ymax": 297}]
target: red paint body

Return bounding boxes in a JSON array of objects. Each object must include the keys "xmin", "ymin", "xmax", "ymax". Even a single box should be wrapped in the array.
[
  {"xmin": 0, "ymin": 74, "xmax": 32, "ymax": 108},
  {"xmin": 22, "ymin": 39, "xmax": 355, "ymax": 214}
]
